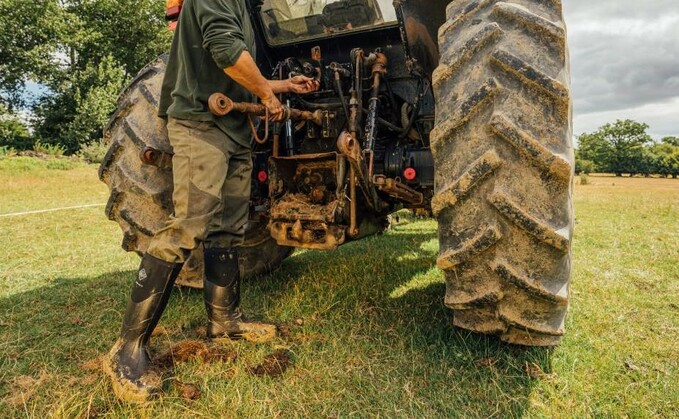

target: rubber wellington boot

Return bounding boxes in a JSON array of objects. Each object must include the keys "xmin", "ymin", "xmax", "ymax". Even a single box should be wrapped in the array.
[
  {"xmin": 103, "ymin": 253, "xmax": 183, "ymax": 403},
  {"xmin": 203, "ymin": 248, "xmax": 277, "ymax": 343}
]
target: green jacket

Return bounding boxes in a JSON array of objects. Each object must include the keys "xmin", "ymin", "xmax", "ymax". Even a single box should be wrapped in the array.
[{"xmin": 158, "ymin": 0, "xmax": 256, "ymax": 147}]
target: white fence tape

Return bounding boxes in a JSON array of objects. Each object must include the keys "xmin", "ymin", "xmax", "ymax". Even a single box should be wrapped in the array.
[{"xmin": 0, "ymin": 203, "xmax": 106, "ymax": 218}]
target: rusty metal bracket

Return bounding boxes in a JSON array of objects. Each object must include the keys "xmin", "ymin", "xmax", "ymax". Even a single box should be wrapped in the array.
[
  {"xmin": 140, "ymin": 147, "xmax": 173, "ymax": 170},
  {"xmin": 374, "ymin": 175, "xmax": 424, "ymax": 205},
  {"xmin": 337, "ymin": 131, "xmax": 383, "ymax": 211},
  {"xmin": 269, "ymin": 220, "xmax": 346, "ymax": 250},
  {"xmin": 208, "ymin": 93, "xmax": 323, "ymax": 126}
]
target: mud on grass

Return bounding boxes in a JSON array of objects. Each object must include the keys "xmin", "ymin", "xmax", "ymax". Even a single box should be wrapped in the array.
[{"xmin": 0, "ymin": 168, "xmax": 678, "ymax": 417}]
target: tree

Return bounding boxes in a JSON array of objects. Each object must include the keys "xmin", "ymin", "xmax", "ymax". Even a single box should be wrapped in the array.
[
  {"xmin": 580, "ymin": 120, "xmax": 653, "ymax": 176},
  {"xmin": 0, "ymin": 0, "xmax": 64, "ymax": 109},
  {"xmin": 648, "ymin": 142, "xmax": 679, "ymax": 178},
  {"xmin": 574, "ymin": 156, "xmax": 596, "ymax": 175},
  {"xmin": 35, "ymin": 55, "xmax": 126, "ymax": 153},
  {"xmin": 577, "ymin": 132, "xmax": 613, "ymax": 173},
  {"xmin": 661, "ymin": 136, "xmax": 679, "ymax": 147},
  {"xmin": 63, "ymin": 0, "xmax": 171, "ymax": 78},
  {"xmin": 0, "ymin": 105, "xmax": 32, "ymax": 150},
  {"xmin": 667, "ymin": 151, "xmax": 679, "ymax": 179},
  {"xmin": 1, "ymin": 0, "xmax": 171, "ymax": 152}
]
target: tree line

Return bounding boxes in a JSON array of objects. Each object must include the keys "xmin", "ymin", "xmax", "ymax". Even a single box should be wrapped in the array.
[
  {"xmin": 576, "ymin": 119, "xmax": 679, "ymax": 178},
  {"xmin": 0, "ymin": 0, "xmax": 170, "ymax": 154}
]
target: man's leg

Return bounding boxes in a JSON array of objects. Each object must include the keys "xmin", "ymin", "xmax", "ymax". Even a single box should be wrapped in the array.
[
  {"xmin": 102, "ymin": 255, "xmax": 183, "ymax": 403},
  {"xmin": 202, "ymin": 140, "xmax": 277, "ymax": 343},
  {"xmin": 104, "ymin": 119, "xmax": 229, "ymax": 402}
]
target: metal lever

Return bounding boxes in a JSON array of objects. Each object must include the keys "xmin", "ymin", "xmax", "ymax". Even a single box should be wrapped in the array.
[
  {"xmin": 208, "ymin": 93, "xmax": 324, "ymax": 145},
  {"xmin": 208, "ymin": 93, "xmax": 323, "ymax": 125}
]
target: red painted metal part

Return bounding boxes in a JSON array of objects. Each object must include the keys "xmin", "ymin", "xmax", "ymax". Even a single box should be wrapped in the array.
[{"xmin": 404, "ymin": 167, "xmax": 417, "ymax": 181}]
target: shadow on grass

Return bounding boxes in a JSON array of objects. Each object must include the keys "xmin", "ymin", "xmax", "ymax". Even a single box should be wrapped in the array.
[{"xmin": 0, "ymin": 224, "xmax": 552, "ymax": 416}]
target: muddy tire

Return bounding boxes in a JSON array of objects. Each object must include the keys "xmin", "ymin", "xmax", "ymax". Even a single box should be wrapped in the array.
[
  {"xmin": 431, "ymin": 1, "xmax": 573, "ymax": 346},
  {"xmin": 99, "ymin": 55, "xmax": 292, "ymax": 288}
]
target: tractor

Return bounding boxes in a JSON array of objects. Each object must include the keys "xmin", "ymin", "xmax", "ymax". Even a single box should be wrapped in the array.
[{"xmin": 99, "ymin": 0, "xmax": 573, "ymax": 346}]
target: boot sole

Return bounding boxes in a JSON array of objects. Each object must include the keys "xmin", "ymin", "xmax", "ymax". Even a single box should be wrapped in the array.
[{"xmin": 102, "ymin": 354, "xmax": 156, "ymax": 404}]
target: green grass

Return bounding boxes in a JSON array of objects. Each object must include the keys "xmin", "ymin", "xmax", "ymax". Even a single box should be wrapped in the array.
[{"xmin": 0, "ymin": 161, "xmax": 677, "ymax": 417}]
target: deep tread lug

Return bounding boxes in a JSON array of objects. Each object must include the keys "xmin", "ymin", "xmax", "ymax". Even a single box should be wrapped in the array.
[
  {"xmin": 489, "ymin": 114, "xmax": 571, "ymax": 182},
  {"xmin": 491, "ymin": 259, "xmax": 568, "ymax": 305},
  {"xmin": 498, "ymin": 307, "xmax": 565, "ymax": 337},
  {"xmin": 139, "ymin": 82, "xmax": 159, "ymax": 109},
  {"xmin": 453, "ymin": 309, "xmax": 507, "ymax": 335},
  {"xmin": 437, "ymin": 224, "xmax": 502, "ymax": 270},
  {"xmin": 488, "ymin": 191, "xmax": 569, "ymax": 251},
  {"xmin": 490, "ymin": 49, "xmax": 569, "ymax": 105},
  {"xmin": 492, "ymin": 2, "xmax": 565, "ymax": 43},
  {"xmin": 431, "ymin": 78, "xmax": 501, "ymax": 151},
  {"xmin": 105, "ymin": 190, "xmax": 121, "ymax": 221},
  {"xmin": 432, "ymin": 149, "xmax": 502, "ymax": 216},
  {"xmin": 433, "ymin": 23, "xmax": 503, "ymax": 89},
  {"xmin": 446, "ymin": 288, "xmax": 503, "ymax": 309}
]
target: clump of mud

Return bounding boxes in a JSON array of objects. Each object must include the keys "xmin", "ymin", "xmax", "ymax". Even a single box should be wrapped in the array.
[
  {"xmin": 153, "ymin": 339, "xmax": 238, "ymax": 370},
  {"xmin": 172, "ymin": 379, "xmax": 202, "ymax": 401},
  {"xmin": 247, "ymin": 349, "xmax": 293, "ymax": 378}
]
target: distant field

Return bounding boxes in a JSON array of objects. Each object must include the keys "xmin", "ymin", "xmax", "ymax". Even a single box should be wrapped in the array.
[{"xmin": 0, "ymin": 160, "xmax": 677, "ymax": 417}]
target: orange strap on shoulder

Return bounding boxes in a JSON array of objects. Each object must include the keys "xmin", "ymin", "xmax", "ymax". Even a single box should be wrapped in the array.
[{"xmin": 166, "ymin": 0, "xmax": 183, "ymax": 21}]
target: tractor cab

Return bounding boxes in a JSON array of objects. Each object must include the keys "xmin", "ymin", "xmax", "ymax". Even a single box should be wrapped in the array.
[{"xmin": 259, "ymin": 0, "xmax": 398, "ymax": 45}]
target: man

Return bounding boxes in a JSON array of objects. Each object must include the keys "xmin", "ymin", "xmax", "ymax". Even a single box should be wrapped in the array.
[{"xmin": 103, "ymin": 0, "xmax": 319, "ymax": 403}]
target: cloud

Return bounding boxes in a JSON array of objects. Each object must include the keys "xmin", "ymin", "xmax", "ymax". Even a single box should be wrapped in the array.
[
  {"xmin": 575, "ymin": 98, "xmax": 679, "ymax": 139},
  {"xmin": 563, "ymin": 0, "xmax": 679, "ymax": 137}
]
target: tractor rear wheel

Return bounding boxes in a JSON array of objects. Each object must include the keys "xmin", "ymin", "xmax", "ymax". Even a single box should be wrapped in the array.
[
  {"xmin": 99, "ymin": 55, "xmax": 292, "ymax": 288},
  {"xmin": 431, "ymin": 0, "xmax": 573, "ymax": 345}
]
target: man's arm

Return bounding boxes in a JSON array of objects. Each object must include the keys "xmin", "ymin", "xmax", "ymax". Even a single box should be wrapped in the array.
[
  {"xmin": 196, "ymin": 2, "xmax": 284, "ymax": 119},
  {"xmin": 269, "ymin": 76, "xmax": 320, "ymax": 94},
  {"xmin": 225, "ymin": 57, "xmax": 317, "ymax": 98},
  {"xmin": 197, "ymin": 2, "xmax": 318, "ymax": 119},
  {"xmin": 223, "ymin": 51, "xmax": 285, "ymax": 120}
]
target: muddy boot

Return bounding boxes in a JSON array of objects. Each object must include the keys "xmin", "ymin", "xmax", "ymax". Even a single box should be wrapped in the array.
[
  {"xmin": 103, "ymin": 254, "xmax": 183, "ymax": 403},
  {"xmin": 204, "ymin": 248, "xmax": 277, "ymax": 343}
]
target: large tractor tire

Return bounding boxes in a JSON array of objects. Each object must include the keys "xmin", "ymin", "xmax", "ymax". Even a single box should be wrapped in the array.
[
  {"xmin": 431, "ymin": 0, "xmax": 573, "ymax": 346},
  {"xmin": 99, "ymin": 55, "xmax": 292, "ymax": 288}
]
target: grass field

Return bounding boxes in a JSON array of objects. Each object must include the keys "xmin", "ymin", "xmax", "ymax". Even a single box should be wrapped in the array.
[{"xmin": 0, "ymin": 158, "xmax": 677, "ymax": 417}]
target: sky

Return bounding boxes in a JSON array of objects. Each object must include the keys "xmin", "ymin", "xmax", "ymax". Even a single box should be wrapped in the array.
[{"xmin": 562, "ymin": 0, "xmax": 679, "ymax": 138}]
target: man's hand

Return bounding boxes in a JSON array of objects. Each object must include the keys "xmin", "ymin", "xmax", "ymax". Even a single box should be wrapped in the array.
[
  {"xmin": 269, "ymin": 76, "xmax": 320, "ymax": 95},
  {"xmin": 287, "ymin": 76, "xmax": 320, "ymax": 94},
  {"xmin": 261, "ymin": 95, "xmax": 285, "ymax": 122}
]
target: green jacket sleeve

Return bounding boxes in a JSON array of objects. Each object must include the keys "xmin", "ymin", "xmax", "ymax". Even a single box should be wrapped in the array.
[{"xmin": 195, "ymin": 0, "xmax": 248, "ymax": 69}]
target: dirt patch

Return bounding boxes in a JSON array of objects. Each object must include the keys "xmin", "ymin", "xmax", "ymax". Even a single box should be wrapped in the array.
[
  {"xmin": 153, "ymin": 339, "xmax": 238, "ymax": 370},
  {"xmin": 5, "ymin": 371, "xmax": 51, "ymax": 407},
  {"xmin": 193, "ymin": 326, "xmax": 207, "ymax": 338},
  {"xmin": 523, "ymin": 362, "xmax": 555, "ymax": 380},
  {"xmin": 80, "ymin": 374, "xmax": 99, "ymax": 386},
  {"xmin": 247, "ymin": 349, "xmax": 293, "ymax": 378},
  {"xmin": 151, "ymin": 325, "xmax": 168, "ymax": 337},
  {"xmin": 170, "ymin": 340, "xmax": 212, "ymax": 362},
  {"xmin": 81, "ymin": 356, "xmax": 104, "ymax": 372},
  {"xmin": 277, "ymin": 323, "xmax": 292, "ymax": 339},
  {"xmin": 203, "ymin": 346, "xmax": 238, "ymax": 364},
  {"xmin": 172, "ymin": 380, "xmax": 201, "ymax": 401},
  {"xmin": 154, "ymin": 340, "xmax": 207, "ymax": 369},
  {"xmin": 474, "ymin": 357, "xmax": 498, "ymax": 368}
]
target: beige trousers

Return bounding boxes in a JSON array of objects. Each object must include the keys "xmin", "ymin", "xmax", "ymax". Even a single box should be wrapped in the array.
[{"xmin": 147, "ymin": 118, "xmax": 253, "ymax": 263}]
